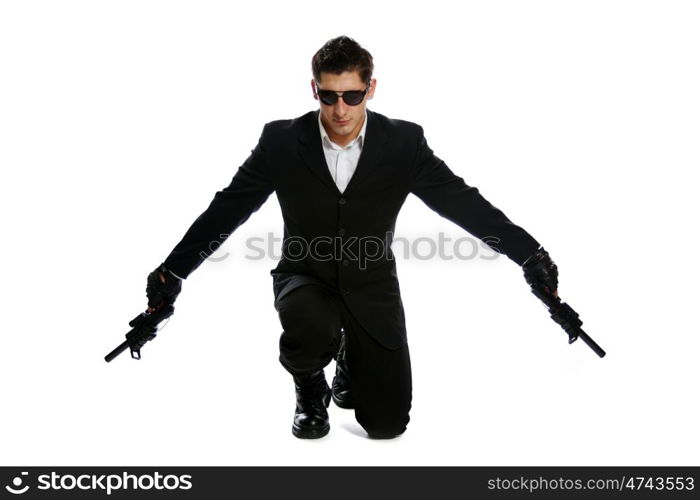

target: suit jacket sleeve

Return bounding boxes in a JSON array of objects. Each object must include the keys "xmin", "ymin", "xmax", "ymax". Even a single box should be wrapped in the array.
[
  {"xmin": 162, "ymin": 124, "xmax": 275, "ymax": 279},
  {"xmin": 408, "ymin": 125, "xmax": 541, "ymax": 266}
]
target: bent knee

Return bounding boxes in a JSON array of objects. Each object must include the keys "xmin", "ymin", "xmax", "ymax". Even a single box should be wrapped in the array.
[
  {"xmin": 359, "ymin": 418, "xmax": 408, "ymax": 439},
  {"xmin": 366, "ymin": 426, "xmax": 407, "ymax": 439}
]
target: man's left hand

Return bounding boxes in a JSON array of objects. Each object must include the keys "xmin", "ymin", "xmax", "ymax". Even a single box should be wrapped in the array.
[{"xmin": 522, "ymin": 247, "xmax": 559, "ymax": 298}]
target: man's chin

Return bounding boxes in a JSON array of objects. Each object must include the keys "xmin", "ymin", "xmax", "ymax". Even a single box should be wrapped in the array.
[{"xmin": 332, "ymin": 126, "xmax": 350, "ymax": 136}]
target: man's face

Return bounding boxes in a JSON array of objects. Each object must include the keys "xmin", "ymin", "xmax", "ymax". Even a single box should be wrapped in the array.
[{"xmin": 311, "ymin": 71, "xmax": 376, "ymax": 147}]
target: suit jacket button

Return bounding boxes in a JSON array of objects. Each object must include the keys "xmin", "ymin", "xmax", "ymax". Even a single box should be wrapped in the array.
[
  {"xmin": 342, "ymin": 259, "xmax": 349, "ymax": 266},
  {"xmin": 338, "ymin": 228, "xmax": 346, "ymax": 236},
  {"xmin": 343, "ymin": 289, "xmax": 351, "ymax": 295},
  {"xmin": 338, "ymin": 198, "xmax": 347, "ymax": 205}
]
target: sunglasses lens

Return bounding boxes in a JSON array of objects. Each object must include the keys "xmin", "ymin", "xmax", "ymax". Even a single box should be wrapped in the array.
[
  {"xmin": 318, "ymin": 91, "xmax": 338, "ymax": 105},
  {"xmin": 342, "ymin": 91, "xmax": 365, "ymax": 106}
]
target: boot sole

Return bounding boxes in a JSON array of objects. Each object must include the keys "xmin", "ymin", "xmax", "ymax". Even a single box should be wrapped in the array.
[
  {"xmin": 332, "ymin": 393, "xmax": 354, "ymax": 409},
  {"xmin": 292, "ymin": 423, "xmax": 330, "ymax": 439}
]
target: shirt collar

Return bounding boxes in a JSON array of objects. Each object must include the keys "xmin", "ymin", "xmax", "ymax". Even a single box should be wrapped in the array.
[{"xmin": 318, "ymin": 109, "xmax": 368, "ymax": 150}]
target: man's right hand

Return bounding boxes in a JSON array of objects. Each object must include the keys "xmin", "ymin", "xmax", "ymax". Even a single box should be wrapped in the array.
[{"xmin": 146, "ymin": 263, "xmax": 182, "ymax": 312}]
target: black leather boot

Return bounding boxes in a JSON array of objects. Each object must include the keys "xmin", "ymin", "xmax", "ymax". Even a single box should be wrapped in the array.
[
  {"xmin": 292, "ymin": 370, "xmax": 331, "ymax": 439},
  {"xmin": 331, "ymin": 329, "xmax": 354, "ymax": 409}
]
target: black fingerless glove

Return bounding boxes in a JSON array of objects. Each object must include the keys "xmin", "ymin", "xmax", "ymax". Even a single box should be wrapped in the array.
[
  {"xmin": 146, "ymin": 263, "xmax": 183, "ymax": 309},
  {"xmin": 522, "ymin": 247, "xmax": 558, "ymax": 294}
]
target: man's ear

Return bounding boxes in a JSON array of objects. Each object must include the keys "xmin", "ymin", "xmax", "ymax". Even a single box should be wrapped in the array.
[
  {"xmin": 310, "ymin": 79, "xmax": 318, "ymax": 100},
  {"xmin": 367, "ymin": 78, "xmax": 377, "ymax": 100}
]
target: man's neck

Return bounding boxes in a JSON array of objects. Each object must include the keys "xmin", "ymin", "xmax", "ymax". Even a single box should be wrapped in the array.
[{"xmin": 322, "ymin": 112, "xmax": 366, "ymax": 148}]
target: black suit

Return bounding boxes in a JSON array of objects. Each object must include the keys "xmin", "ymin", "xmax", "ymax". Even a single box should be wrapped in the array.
[{"xmin": 163, "ymin": 109, "xmax": 541, "ymax": 350}]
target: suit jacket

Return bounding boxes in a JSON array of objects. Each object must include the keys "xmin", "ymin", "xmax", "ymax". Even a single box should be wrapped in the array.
[{"xmin": 162, "ymin": 109, "xmax": 541, "ymax": 349}]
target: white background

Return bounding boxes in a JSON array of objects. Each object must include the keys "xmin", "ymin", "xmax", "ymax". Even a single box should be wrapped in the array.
[{"xmin": 1, "ymin": 0, "xmax": 698, "ymax": 466}]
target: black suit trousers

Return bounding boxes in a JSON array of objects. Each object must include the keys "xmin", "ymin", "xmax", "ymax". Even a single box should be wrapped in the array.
[{"xmin": 275, "ymin": 284, "xmax": 412, "ymax": 438}]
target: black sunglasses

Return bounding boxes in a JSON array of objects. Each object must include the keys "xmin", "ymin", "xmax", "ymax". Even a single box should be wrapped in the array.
[{"xmin": 316, "ymin": 85, "xmax": 370, "ymax": 106}]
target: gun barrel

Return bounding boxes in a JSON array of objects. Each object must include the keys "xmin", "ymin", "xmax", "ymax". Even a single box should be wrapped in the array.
[
  {"xmin": 104, "ymin": 340, "xmax": 129, "ymax": 362},
  {"xmin": 529, "ymin": 285, "xmax": 606, "ymax": 358},
  {"xmin": 578, "ymin": 329, "xmax": 606, "ymax": 358}
]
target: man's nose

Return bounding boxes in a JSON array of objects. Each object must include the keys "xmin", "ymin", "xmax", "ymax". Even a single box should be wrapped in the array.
[{"xmin": 334, "ymin": 98, "xmax": 349, "ymax": 116}]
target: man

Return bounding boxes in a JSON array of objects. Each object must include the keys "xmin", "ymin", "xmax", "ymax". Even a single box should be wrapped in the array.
[{"xmin": 144, "ymin": 36, "xmax": 559, "ymax": 439}]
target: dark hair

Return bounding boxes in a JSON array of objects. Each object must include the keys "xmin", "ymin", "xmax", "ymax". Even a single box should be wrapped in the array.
[{"xmin": 311, "ymin": 36, "xmax": 374, "ymax": 85}]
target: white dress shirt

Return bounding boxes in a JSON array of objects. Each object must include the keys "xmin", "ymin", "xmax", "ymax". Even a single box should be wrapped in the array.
[{"xmin": 318, "ymin": 110, "xmax": 368, "ymax": 193}]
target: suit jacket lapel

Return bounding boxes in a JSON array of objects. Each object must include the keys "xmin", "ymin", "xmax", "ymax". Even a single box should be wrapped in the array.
[
  {"xmin": 298, "ymin": 110, "xmax": 340, "ymax": 195},
  {"xmin": 297, "ymin": 109, "xmax": 389, "ymax": 196},
  {"xmin": 343, "ymin": 109, "xmax": 389, "ymax": 195}
]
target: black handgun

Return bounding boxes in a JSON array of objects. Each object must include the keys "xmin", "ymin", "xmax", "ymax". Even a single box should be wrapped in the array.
[
  {"xmin": 104, "ymin": 301, "xmax": 175, "ymax": 362},
  {"xmin": 529, "ymin": 284, "xmax": 606, "ymax": 358}
]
